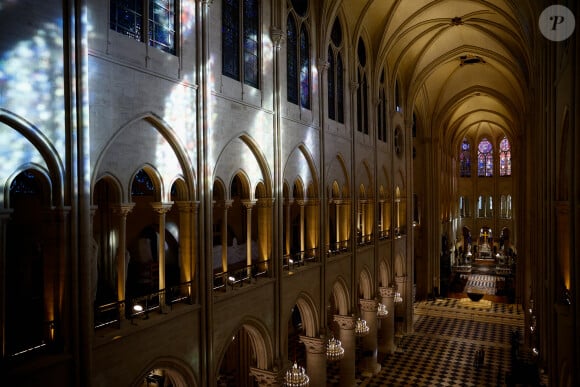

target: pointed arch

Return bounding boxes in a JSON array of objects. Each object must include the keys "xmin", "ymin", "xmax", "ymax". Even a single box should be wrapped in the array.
[
  {"xmin": 292, "ymin": 291, "xmax": 320, "ymax": 337},
  {"xmin": 358, "ymin": 267, "xmax": 373, "ymax": 299},
  {"xmin": 132, "ymin": 356, "xmax": 198, "ymax": 387},
  {"xmin": 330, "ymin": 276, "xmax": 350, "ymax": 315},
  {"xmin": 0, "ymin": 109, "xmax": 64, "ymax": 207}
]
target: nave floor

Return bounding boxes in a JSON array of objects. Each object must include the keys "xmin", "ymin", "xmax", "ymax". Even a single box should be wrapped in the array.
[{"xmin": 330, "ymin": 298, "xmax": 526, "ymax": 386}]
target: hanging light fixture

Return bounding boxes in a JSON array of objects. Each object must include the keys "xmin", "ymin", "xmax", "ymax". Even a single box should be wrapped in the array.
[
  {"xmin": 394, "ymin": 292, "xmax": 403, "ymax": 303},
  {"xmin": 284, "ymin": 361, "xmax": 309, "ymax": 387},
  {"xmin": 354, "ymin": 317, "xmax": 370, "ymax": 336},
  {"xmin": 377, "ymin": 302, "xmax": 389, "ymax": 319},
  {"xmin": 326, "ymin": 335, "xmax": 345, "ymax": 361}
]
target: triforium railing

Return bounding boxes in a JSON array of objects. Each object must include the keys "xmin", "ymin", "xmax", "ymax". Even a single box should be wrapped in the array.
[
  {"xmin": 94, "ymin": 280, "xmax": 194, "ymax": 330},
  {"xmin": 212, "ymin": 259, "xmax": 271, "ymax": 291}
]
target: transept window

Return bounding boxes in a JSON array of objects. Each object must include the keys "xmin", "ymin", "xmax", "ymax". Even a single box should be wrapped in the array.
[
  {"xmin": 477, "ymin": 138, "xmax": 493, "ymax": 177},
  {"xmin": 328, "ymin": 17, "xmax": 344, "ymax": 123},
  {"xmin": 222, "ymin": 0, "xmax": 260, "ymax": 88},
  {"xmin": 110, "ymin": 0, "xmax": 177, "ymax": 55},
  {"xmin": 499, "ymin": 136, "xmax": 511, "ymax": 176},
  {"xmin": 287, "ymin": 0, "xmax": 310, "ymax": 108},
  {"xmin": 459, "ymin": 138, "xmax": 471, "ymax": 177},
  {"xmin": 356, "ymin": 37, "xmax": 368, "ymax": 134}
]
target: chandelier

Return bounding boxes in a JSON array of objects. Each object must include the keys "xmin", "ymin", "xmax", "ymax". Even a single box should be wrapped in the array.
[
  {"xmin": 326, "ymin": 335, "xmax": 345, "ymax": 361},
  {"xmin": 377, "ymin": 302, "xmax": 389, "ymax": 318},
  {"xmin": 354, "ymin": 317, "xmax": 369, "ymax": 336},
  {"xmin": 284, "ymin": 361, "xmax": 309, "ymax": 387},
  {"xmin": 394, "ymin": 292, "xmax": 403, "ymax": 303}
]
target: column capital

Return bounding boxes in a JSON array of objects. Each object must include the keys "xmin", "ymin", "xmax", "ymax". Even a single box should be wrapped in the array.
[
  {"xmin": 395, "ymin": 275, "xmax": 407, "ymax": 284},
  {"xmin": 242, "ymin": 199, "xmax": 258, "ymax": 209},
  {"xmin": 270, "ymin": 27, "xmax": 285, "ymax": 48},
  {"xmin": 0, "ymin": 208, "xmax": 14, "ymax": 221},
  {"xmin": 379, "ymin": 286, "xmax": 395, "ymax": 298},
  {"xmin": 295, "ymin": 199, "xmax": 306, "ymax": 206},
  {"xmin": 333, "ymin": 314, "xmax": 357, "ymax": 330},
  {"xmin": 305, "ymin": 198, "xmax": 320, "ymax": 206},
  {"xmin": 317, "ymin": 58, "xmax": 329, "ymax": 72},
  {"xmin": 174, "ymin": 200, "xmax": 199, "ymax": 213},
  {"xmin": 111, "ymin": 202, "xmax": 136, "ymax": 216},
  {"xmin": 299, "ymin": 335, "xmax": 326, "ymax": 354},
  {"xmin": 256, "ymin": 197, "xmax": 274, "ymax": 207},
  {"xmin": 151, "ymin": 201, "xmax": 173, "ymax": 214},
  {"xmin": 249, "ymin": 367, "xmax": 282, "ymax": 386},
  {"xmin": 360, "ymin": 298, "xmax": 378, "ymax": 312}
]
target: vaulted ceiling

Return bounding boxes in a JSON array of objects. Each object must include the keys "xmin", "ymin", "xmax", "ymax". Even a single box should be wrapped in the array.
[{"xmin": 332, "ymin": 0, "xmax": 537, "ymax": 146}]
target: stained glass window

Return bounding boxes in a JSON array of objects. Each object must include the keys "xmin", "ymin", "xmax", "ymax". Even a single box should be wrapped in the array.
[
  {"xmin": 286, "ymin": 15, "xmax": 298, "ymax": 104},
  {"xmin": 328, "ymin": 18, "xmax": 344, "ymax": 123},
  {"xmin": 287, "ymin": 0, "xmax": 310, "ymax": 108},
  {"xmin": 459, "ymin": 138, "xmax": 471, "ymax": 177},
  {"xmin": 222, "ymin": 0, "xmax": 240, "ymax": 80},
  {"xmin": 243, "ymin": 0, "xmax": 259, "ymax": 88},
  {"xmin": 477, "ymin": 138, "xmax": 493, "ymax": 177},
  {"xmin": 299, "ymin": 26, "xmax": 310, "ymax": 108},
  {"xmin": 110, "ymin": 0, "xmax": 176, "ymax": 55},
  {"xmin": 357, "ymin": 37, "xmax": 368, "ymax": 134},
  {"xmin": 328, "ymin": 47, "xmax": 335, "ymax": 120},
  {"xmin": 132, "ymin": 169, "xmax": 155, "ymax": 196},
  {"xmin": 222, "ymin": 0, "xmax": 260, "ymax": 87},
  {"xmin": 499, "ymin": 136, "xmax": 511, "ymax": 176},
  {"xmin": 149, "ymin": 0, "xmax": 176, "ymax": 54}
]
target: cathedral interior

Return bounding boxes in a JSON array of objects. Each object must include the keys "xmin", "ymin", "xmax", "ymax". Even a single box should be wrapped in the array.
[{"xmin": 0, "ymin": 1, "xmax": 578, "ymax": 386}]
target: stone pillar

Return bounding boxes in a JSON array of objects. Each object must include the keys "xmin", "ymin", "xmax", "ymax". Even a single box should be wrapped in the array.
[
  {"xmin": 284, "ymin": 199, "xmax": 292, "ymax": 256},
  {"xmin": 359, "ymin": 299, "xmax": 381, "ymax": 376},
  {"xmin": 378, "ymin": 286, "xmax": 395, "ymax": 354},
  {"xmin": 249, "ymin": 367, "xmax": 282, "ymax": 387},
  {"xmin": 112, "ymin": 203, "xmax": 135, "ymax": 319},
  {"xmin": 300, "ymin": 335, "xmax": 327, "ymax": 386},
  {"xmin": 242, "ymin": 200, "xmax": 257, "ymax": 275},
  {"xmin": 175, "ymin": 201, "xmax": 197, "ymax": 299},
  {"xmin": 334, "ymin": 314, "xmax": 357, "ymax": 387},
  {"xmin": 256, "ymin": 198, "xmax": 273, "ymax": 263},
  {"xmin": 297, "ymin": 199, "xmax": 305, "ymax": 256},
  {"xmin": 151, "ymin": 202, "xmax": 173, "ymax": 308},
  {"xmin": 220, "ymin": 200, "xmax": 233, "ymax": 272},
  {"xmin": 395, "ymin": 275, "xmax": 409, "ymax": 334}
]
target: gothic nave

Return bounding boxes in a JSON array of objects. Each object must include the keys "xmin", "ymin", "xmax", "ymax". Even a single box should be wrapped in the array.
[{"xmin": 0, "ymin": 1, "xmax": 578, "ymax": 387}]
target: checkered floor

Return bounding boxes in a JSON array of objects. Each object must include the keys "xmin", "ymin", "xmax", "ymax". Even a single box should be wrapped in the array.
[{"xmin": 328, "ymin": 298, "xmax": 525, "ymax": 386}]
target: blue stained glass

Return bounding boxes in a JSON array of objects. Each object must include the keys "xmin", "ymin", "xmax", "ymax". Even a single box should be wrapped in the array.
[
  {"xmin": 243, "ymin": 0, "xmax": 259, "ymax": 87},
  {"xmin": 328, "ymin": 47, "xmax": 335, "ymax": 120},
  {"xmin": 337, "ymin": 54, "xmax": 344, "ymax": 123},
  {"xmin": 287, "ymin": 15, "xmax": 298, "ymax": 104},
  {"xmin": 300, "ymin": 25, "xmax": 310, "ymax": 108},
  {"xmin": 132, "ymin": 170, "xmax": 155, "ymax": 196},
  {"xmin": 223, "ymin": 0, "xmax": 240, "ymax": 80}
]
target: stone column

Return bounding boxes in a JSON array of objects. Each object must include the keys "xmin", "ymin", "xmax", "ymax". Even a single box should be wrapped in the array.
[
  {"xmin": 220, "ymin": 200, "xmax": 233, "ymax": 272},
  {"xmin": 334, "ymin": 314, "xmax": 357, "ymax": 387},
  {"xmin": 151, "ymin": 202, "xmax": 173, "ymax": 309},
  {"xmin": 242, "ymin": 200, "xmax": 257, "ymax": 275},
  {"xmin": 297, "ymin": 199, "xmax": 305, "ymax": 257},
  {"xmin": 359, "ymin": 299, "xmax": 381, "ymax": 376},
  {"xmin": 284, "ymin": 199, "xmax": 292, "ymax": 256},
  {"xmin": 256, "ymin": 198, "xmax": 273, "ymax": 264},
  {"xmin": 175, "ymin": 201, "xmax": 198, "ymax": 299},
  {"xmin": 112, "ymin": 203, "xmax": 135, "ymax": 319},
  {"xmin": 249, "ymin": 367, "xmax": 282, "ymax": 387},
  {"xmin": 378, "ymin": 286, "xmax": 395, "ymax": 354},
  {"xmin": 300, "ymin": 335, "xmax": 327, "ymax": 386}
]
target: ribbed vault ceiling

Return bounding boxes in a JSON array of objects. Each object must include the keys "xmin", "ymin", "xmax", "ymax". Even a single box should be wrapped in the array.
[{"xmin": 337, "ymin": 0, "xmax": 535, "ymax": 145}]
